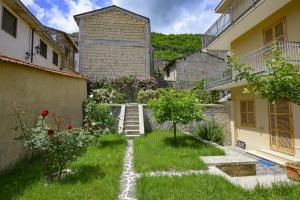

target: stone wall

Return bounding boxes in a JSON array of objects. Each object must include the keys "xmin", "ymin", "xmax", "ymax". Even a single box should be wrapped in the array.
[
  {"xmin": 164, "ymin": 52, "xmax": 226, "ymax": 89},
  {"xmin": 143, "ymin": 104, "xmax": 232, "ymax": 146},
  {"xmin": 78, "ymin": 8, "xmax": 152, "ymax": 80}
]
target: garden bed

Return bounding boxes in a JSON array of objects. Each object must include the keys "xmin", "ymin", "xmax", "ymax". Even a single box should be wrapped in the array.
[
  {"xmin": 133, "ymin": 130, "xmax": 224, "ymax": 172},
  {"xmin": 0, "ymin": 135, "xmax": 127, "ymax": 200}
]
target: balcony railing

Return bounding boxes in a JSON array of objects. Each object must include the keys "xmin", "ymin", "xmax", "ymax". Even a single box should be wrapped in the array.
[
  {"xmin": 205, "ymin": 41, "xmax": 300, "ymax": 90},
  {"xmin": 203, "ymin": 0, "xmax": 263, "ymax": 48}
]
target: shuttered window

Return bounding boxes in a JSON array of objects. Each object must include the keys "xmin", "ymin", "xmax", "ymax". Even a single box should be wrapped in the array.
[
  {"xmin": 263, "ymin": 18, "xmax": 286, "ymax": 45},
  {"xmin": 1, "ymin": 7, "xmax": 17, "ymax": 37},
  {"xmin": 40, "ymin": 40, "xmax": 47, "ymax": 59},
  {"xmin": 240, "ymin": 100, "xmax": 256, "ymax": 127},
  {"xmin": 52, "ymin": 51, "xmax": 58, "ymax": 66}
]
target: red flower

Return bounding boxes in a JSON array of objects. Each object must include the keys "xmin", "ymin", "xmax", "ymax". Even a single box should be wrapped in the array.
[
  {"xmin": 41, "ymin": 110, "xmax": 49, "ymax": 117},
  {"xmin": 66, "ymin": 123, "xmax": 73, "ymax": 130},
  {"xmin": 47, "ymin": 129, "xmax": 54, "ymax": 136}
]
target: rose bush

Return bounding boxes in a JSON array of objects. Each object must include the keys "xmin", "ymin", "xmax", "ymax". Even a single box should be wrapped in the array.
[{"xmin": 14, "ymin": 109, "xmax": 94, "ymax": 180}]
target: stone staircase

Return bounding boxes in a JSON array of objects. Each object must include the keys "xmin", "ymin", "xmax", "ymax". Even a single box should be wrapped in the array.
[{"xmin": 123, "ymin": 105, "xmax": 141, "ymax": 137}]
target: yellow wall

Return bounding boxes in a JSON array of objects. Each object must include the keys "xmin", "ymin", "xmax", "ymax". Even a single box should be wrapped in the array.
[
  {"xmin": 231, "ymin": 86, "xmax": 300, "ymax": 156},
  {"xmin": 0, "ymin": 62, "xmax": 87, "ymax": 173},
  {"xmin": 231, "ymin": 0, "xmax": 300, "ymax": 56}
]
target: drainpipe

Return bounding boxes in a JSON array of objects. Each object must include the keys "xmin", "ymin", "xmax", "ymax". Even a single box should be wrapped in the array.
[{"xmin": 30, "ymin": 29, "xmax": 35, "ymax": 63}]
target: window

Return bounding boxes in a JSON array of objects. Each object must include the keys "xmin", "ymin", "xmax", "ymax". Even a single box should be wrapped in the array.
[
  {"xmin": 1, "ymin": 7, "xmax": 17, "ymax": 37},
  {"xmin": 40, "ymin": 40, "xmax": 47, "ymax": 59},
  {"xmin": 263, "ymin": 18, "xmax": 286, "ymax": 45},
  {"xmin": 166, "ymin": 68, "xmax": 170, "ymax": 77},
  {"xmin": 64, "ymin": 46, "xmax": 69, "ymax": 57},
  {"xmin": 52, "ymin": 51, "xmax": 58, "ymax": 66},
  {"xmin": 240, "ymin": 100, "xmax": 256, "ymax": 127}
]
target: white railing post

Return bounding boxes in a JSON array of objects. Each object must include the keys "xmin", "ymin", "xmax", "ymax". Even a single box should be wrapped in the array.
[
  {"xmin": 118, "ymin": 105, "xmax": 125, "ymax": 134},
  {"xmin": 138, "ymin": 104, "xmax": 145, "ymax": 135}
]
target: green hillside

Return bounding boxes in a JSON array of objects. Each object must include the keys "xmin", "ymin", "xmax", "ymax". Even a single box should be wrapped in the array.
[{"xmin": 151, "ymin": 33, "xmax": 202, "ymax": 61}]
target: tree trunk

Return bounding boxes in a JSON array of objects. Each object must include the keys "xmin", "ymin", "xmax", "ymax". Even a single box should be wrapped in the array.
[{"xmin": 173, "ymin": 122, "xmax": 177, "ymax": 141}]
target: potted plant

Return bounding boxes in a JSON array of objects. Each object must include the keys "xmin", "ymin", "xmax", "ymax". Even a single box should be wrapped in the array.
[{"xmin": 286, "ymin": 162, "xmax": 300, "ymax": 181}]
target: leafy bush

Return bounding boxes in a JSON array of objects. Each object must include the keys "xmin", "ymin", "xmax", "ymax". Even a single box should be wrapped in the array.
[
  {"xmin": 149, "ymin": 89, "xmax": 202, "ymax": 140},
  {"xmin": 193, "ymin": 120, "xmax": 224, "ymax": 145},
  {"xmin": 89, "ymin": 76, "xmax": 159, "ymax": 102},
  {"xmin": 89, "ymin": 88, "xmax": 125, "ymax": 104},
  {"xmin": 13, "ymin": 108, "xmax": 94, "ymax": 180},
  {"xmin": 137, "ymin": 89, "xmax": 164, "ymax": 104},
  {"xmin": 84, "ymin": 101, "xmax": 117, "ymax": 136},
  {"xmin": 192, "ymin": 80, "xmax": 219, "ymax": 104}
]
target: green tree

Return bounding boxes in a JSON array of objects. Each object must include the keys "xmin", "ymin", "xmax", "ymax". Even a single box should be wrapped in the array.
[
  {"xmin": 228, "ymin": 46, "xmax": 300, "ymax": 105},
  {"xmin": 192, "ymin": 80, "xmax": 219, "ymax": 104},
  {"xmin": 148, "ymin": 90, "xmax": 202, "ymax": 140}
]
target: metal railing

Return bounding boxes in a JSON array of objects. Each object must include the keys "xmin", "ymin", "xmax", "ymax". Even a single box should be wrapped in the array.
[
  {"xmin": 203, "ymin": 0, "xmax": 263, "ymax": 48},
  {"xmin": 205, "ymin": 41, "xmax": 300, "ymax": 90}
]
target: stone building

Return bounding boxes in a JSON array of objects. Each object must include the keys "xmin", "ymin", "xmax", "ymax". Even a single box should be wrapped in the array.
[
  {"xmin": 163, "ymin": 51, "xmax": 226, "ymax": 89},
  {"xmin": 74, "ymin": 6, "xmax": 153, "ymax": 80}
]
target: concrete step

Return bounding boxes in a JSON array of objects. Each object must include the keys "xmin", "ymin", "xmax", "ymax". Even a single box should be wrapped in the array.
[
  {"xmin": 124, "ymin": 125, "xmax": 139, "ymax": 129},
  {"xmin": 124, "ymin": 121, "xmax": 139, "ymax": 126},
  {"xmin": 126, "ymin": 134, "xmax": 140, "ymax": 138},
  {"xmin": 125, "ymin": 117, "xmax": 139, "ymax": 121},
  {"xmin": 125, "ymin": 130, "xmax": 140, "ymax": 135},
  {"xmin": 246, "ymin": 149, "xmax": 294, "ymax": 166}
]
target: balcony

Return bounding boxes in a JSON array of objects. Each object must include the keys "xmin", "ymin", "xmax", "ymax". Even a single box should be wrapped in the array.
[
  {"xmin": 203, "ymin": 0, "xmax": 263, "ymax": 49},
  {"xmin": 205, "ymin": 41, "xmax": 300, "ymax": 90}
]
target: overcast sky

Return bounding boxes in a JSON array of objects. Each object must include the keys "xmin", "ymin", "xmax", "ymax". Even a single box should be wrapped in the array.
[{"xmin": 21, "ymin": 0, "xmax": 221, "ymax": 34}]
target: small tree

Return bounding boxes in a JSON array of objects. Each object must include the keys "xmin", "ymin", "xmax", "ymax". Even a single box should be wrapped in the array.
[
  {"xmin": 228, "ymin": 45, "xmax": 300, "ymax": 105},
  {"xmin": 148, "ymin": 90, "xmax": 202, "ymax": 140}
]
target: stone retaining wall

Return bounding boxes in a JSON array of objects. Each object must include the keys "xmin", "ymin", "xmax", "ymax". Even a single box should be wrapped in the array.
[{"xmin": 143, "ymin": 104, "xmax": 232, "ymax": 146}]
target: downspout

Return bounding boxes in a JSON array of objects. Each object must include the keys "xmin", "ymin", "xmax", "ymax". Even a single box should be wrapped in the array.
[{"xmin": 30, "ymin": 29, "xmax": 35, "ymax": 63}]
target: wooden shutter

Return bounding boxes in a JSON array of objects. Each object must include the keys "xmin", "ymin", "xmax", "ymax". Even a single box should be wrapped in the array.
[
  {"xmin": 240, "ymin": 100, "xmax": 256, "ymax": 127},
  {"xmin": 264, "ymin": 18, "xmax": 286, "ymax": 45}
]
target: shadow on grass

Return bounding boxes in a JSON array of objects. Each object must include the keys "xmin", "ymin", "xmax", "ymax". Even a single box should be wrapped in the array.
[
  {"xmin": 97, "ymin": 137, "xmax": 127, "ymax": 148},
  {"xmin": 163, "ymin": 135, "xmax": 208, "ymax": 149},
  {"xmin": 0, "ymin": 157, "xmax": 44, "ymax": 200},
  {"xmin": 61, "ymin": 164, "xmax": 105, "ymax": 184}
]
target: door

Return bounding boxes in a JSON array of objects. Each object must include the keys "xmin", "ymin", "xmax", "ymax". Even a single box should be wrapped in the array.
[{"xmin": 269, "ymin": 101, "xmax": 294, "ymax": 154}]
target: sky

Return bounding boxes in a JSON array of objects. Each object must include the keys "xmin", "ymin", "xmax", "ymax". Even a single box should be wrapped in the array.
[{"xmin": 21, "ymin": 0, "xmax": 221, "ymax": 34}]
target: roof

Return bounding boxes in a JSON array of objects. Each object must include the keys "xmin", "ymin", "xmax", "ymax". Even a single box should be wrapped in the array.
[
  {"xmin": 43, "ymin": 26, "xmax": 79, "ymax": 50},
  {"xmin": 163, "ymin": 51, "xmax": 225, "ymax": 71},
  {"xmin": 0, "ymin": 54, "xmax": 85, "ymax": 79},
  {"xmin": 73, "ymin": 5, "xmax": 150, "ymax": 25}
]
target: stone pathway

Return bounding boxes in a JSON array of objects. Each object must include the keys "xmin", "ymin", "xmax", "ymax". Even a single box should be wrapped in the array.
[
  {"xmin": 118, "ymin": 139, "xmax": 140, "ymax": 200},
  {"xmin": 118, "ymin": 137, "xmax": 292, "ymax": 200}
]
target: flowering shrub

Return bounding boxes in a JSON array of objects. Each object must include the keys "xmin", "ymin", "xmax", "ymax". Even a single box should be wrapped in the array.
[
  {"xmin": 14, "ymin": 108, "xmax": 94, "ymax": 180},
  {"xmin": 89, "ymin": 76, "xmax": 159, "ymax": 102},
  {"xmin": 89, "ymin": 88, "xmax": 125, "ymax": 104},
  {"xmin": 137, "ymin": 89, "xmax": 164, "ymax": 104},
  {"xmin": 84, "ymin": 101, "xmax": 117, "ymax": 136}
]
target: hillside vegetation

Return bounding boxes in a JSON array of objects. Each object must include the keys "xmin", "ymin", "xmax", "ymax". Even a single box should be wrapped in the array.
[{"xmin": 151, "ymin": 33, "xmax": 202, "ymax": 61}]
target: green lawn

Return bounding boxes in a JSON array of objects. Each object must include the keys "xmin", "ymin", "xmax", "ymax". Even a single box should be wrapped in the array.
[
  {"xmin": 134, "ymin": 130, "xmax": 224, "ymax": 172},
  {"xmin": 137, "ymin": 174, "xmax": 300, "ymax": 200},
  {"xmin": 0, "ymin": 134, "xmax": 127, "ymax": 200}
]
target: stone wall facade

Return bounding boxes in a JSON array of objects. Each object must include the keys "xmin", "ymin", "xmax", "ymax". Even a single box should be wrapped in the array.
[
  {"xmin": 163, "ymin": 52, "xmax": 227, "ymax": 89},
  {"xmin": 76, "ymin": 7, "xmax": 152, "ymax": 80},
  {"xmin": 143, "ymin": 104, "xmax": 232, "ymax": 146}
]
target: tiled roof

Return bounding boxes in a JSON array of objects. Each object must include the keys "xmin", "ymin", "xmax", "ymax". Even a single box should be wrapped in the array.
[{"xmin": 0, "ymin": 54, "xmax": 85, "ymax": 79}]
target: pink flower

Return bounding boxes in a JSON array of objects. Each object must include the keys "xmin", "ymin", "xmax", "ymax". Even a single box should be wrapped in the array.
[
  {"xmin": 41, "ymin": 110, "xmax": 49, "ymax": 117},
  {"xmin": 66, "ymin": 123, "xmax": 73, "ymax": 130},
  {"xmin": 47, "ymin": 129, "xmax": 54, "ymax": 136}
]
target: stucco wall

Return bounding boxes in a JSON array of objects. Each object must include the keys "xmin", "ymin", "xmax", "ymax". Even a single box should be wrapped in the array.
[
  {"xmin": 78, "ymin": 8, "xmax": 151, "ymax": 80},
  {"xmin": 0, "ymin": 0, "xmax": 63, "ymax": 70},
  {"xmin": 230, "ymin": 86, "xmax": 300, "ymax": 156},
  {"xmin": 231, "ymin": 0, "xmax": 300, "ymax": 56},
  {"xmin": 0, "ymin": 62, "xmax": 87, "ymax": 174}
]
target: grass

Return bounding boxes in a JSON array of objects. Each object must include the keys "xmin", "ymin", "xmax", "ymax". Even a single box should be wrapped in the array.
[
  {"xmin": 137, "ymin": 174, "xmax": 300, "ymax": 200},
  {"xmin": 134, "ymin": 130, "xmax": 224, "ymax": 172},
  {"xmin": 0, "ymin": 134, "xmax": 127, "ymax": 200}
]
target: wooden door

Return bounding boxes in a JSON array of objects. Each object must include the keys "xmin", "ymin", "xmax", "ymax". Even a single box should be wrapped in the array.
[{"xmin": 269, "ymin": 101, "xmax": 294, "ymax": 154}]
